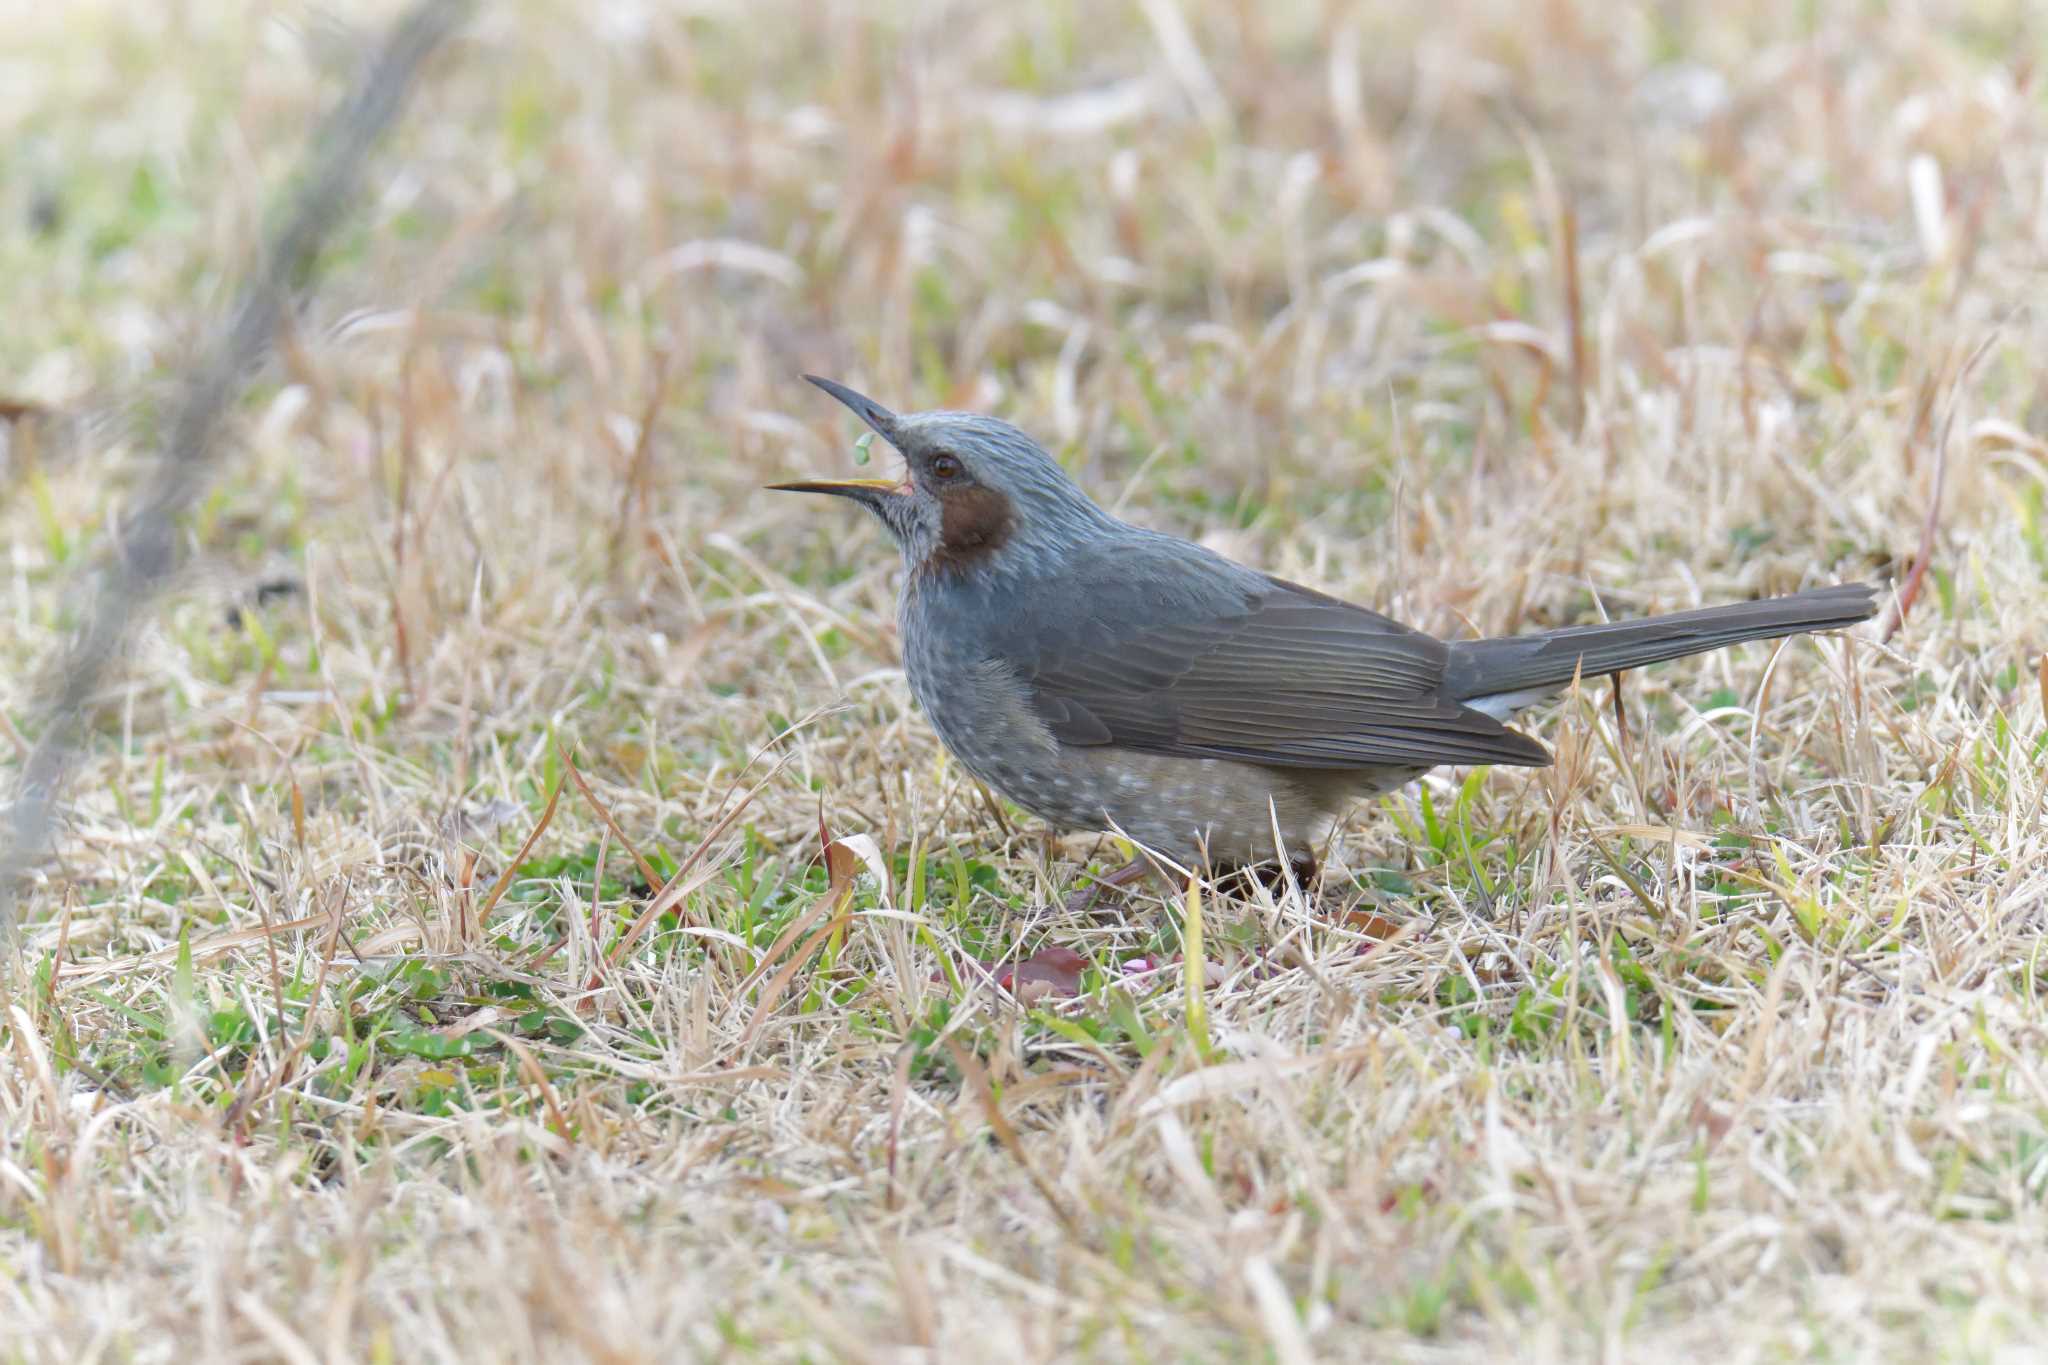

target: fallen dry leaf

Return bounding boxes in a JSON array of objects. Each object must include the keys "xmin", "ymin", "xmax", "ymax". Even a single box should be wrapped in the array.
[
  {"xmin": 1338, "ymin": 910, "xmax": 1404, "ymax": 942},
  {"xmin": 1690, "ymin": 1097, "xmax": 1735, "ymax": 1146},
  {"xmin": 953, "ymin": 945, "xmax": 1089, "ymax": 1000}
]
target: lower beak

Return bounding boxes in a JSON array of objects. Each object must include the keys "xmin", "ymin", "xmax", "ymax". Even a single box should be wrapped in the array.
[{"xmin": 767, "ymin": 477, "xmax": 907, "ymax": 509}]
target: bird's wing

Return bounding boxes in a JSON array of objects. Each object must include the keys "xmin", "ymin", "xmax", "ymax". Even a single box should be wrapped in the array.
[{"xmin": 995, "ymin": 559, "xmax": 1551, "ymax": 770}]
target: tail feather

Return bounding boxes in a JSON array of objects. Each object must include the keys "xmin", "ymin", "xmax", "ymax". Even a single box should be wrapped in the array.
[{"xmin": 1443, "ymin": 583, "xmax": 1877, "ymax": 704}]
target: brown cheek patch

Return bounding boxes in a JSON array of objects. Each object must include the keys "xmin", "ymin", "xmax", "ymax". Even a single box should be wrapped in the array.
[{"xmin": 924, "ymin": 486, "xmax": 1015, "ymax": 572}]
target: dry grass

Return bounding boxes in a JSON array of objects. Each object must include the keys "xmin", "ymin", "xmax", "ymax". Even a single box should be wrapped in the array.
[{"xmin": 3, "ymin": 1, "xmax": 2046, "ymax": 1359}]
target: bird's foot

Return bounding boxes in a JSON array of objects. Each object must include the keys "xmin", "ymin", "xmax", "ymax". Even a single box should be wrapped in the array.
[{"xmin": 1208, "ymin": 851, "xmax": 1320, "ymax": 901}]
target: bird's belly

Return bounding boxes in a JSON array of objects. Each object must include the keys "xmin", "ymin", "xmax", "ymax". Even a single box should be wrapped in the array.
[
  {"xmin": 908, "ymin": 658, "xmax": 1093, "ymax": 822},
  {"xmin": 927, "ymin": 688, "xmax": 1416, "ymax": 862},
  {"xmin": 1053, "ymin": 750, "xmax": 1411, "ymax": 865},
  {"xmin": 902, "ymin": 619, "xmax": 1417, "ymax": 862}
]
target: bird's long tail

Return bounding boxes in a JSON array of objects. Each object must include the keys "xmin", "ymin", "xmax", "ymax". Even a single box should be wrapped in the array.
[{"xmin": 1442, "ymin": 583, "xmax": 1877, "ymax": 707}]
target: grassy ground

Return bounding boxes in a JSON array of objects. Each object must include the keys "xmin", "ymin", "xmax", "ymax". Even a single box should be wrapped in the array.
[{"xmin": 3, "ymin": 0, "xmax": 2045, "ymax": 1359}]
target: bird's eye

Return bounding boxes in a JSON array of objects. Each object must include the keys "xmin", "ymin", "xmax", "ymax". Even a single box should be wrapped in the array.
[{"xmin": 928, "ymin": 453, "xmax": 964, "ymax": 480}]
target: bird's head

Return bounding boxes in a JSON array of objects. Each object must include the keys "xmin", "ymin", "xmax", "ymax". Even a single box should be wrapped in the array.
[{"xmin": 772, "ymin": 376, "xmax": 1113, "ymax": 578}]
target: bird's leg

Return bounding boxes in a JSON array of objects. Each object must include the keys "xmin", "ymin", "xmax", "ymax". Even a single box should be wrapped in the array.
[
  {"xmin": 1209, "ymin": 851, "xmax": 1320, "ymax": 900},
  {"xmin": 1063, "ymin": 856, "xmax": 1152, "ymax": 914}
]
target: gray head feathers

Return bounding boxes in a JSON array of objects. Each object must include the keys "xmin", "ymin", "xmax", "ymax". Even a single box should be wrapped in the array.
[{"xmin": 780, "ymin": 379, "xmax": 1119, "ymax": 581}]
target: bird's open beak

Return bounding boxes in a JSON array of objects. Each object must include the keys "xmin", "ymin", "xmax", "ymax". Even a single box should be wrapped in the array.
[
  {"xmin": 765, "ymin": 476, "xmax": 907, "ymax": 510},
  {"xmin": 771, "ymin": 376, "xmax": 911, "ymax": 509}
]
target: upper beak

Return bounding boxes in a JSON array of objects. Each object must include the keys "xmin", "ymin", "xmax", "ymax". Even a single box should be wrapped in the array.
[
  {"xmin": 802, "ymin": 374, "xmax": 900, "ymax": 443},
  {"xmin": 770, "ymin": 376, "xmax": 909, "ymax": 507},
  {"xmin": 765, "ymin": 476, "xmax": 906, "ymax": 509}
]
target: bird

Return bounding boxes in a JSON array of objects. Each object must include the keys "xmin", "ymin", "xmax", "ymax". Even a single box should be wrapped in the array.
[{"xmin": 773, "ymin": 376, "xmax": 1878, "ymax": 877}]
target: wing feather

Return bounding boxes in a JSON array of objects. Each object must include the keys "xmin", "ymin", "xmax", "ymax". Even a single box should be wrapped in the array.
[{"xmin": 1004, "ymin": 566, "xmax": 1550, "ymax": 770}]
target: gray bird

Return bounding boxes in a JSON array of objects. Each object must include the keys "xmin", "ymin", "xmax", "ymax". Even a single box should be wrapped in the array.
[{"xmin": 774, "ymin": 377, "xmax": 1877, "ymax": 873}]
